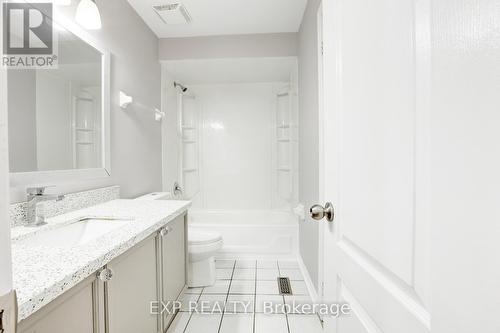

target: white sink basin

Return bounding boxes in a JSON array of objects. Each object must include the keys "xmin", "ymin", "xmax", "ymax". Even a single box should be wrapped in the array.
[{"xmin": 22, "ymin": 217, "xmax": 133, "ymax": 248}]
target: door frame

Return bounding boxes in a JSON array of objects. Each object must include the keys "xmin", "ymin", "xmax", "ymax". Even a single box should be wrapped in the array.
[{"xmin": 316, "ymin": 1, "xmax": 326, "ymax": 303}]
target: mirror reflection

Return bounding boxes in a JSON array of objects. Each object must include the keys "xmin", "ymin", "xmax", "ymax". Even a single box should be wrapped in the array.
[{"xmin": 8, "ymin": 27, "xmax": 103, "ymax": 173}]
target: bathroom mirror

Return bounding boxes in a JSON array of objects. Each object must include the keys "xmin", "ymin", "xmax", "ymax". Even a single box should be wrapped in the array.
[{"xmin": 7, "ymin": 15, "xmax": 110, "ymax": 183}]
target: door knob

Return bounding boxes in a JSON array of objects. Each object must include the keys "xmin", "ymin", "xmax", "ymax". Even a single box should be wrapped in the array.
[{"xmin": 310, "ymin": 202, "xmax": 334, "ymax": 222}]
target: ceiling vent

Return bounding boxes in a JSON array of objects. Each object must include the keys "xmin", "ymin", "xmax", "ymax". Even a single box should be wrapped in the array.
[{"xmin": 153, "ymin": 3, "xmax": 192, "ymax": 25}]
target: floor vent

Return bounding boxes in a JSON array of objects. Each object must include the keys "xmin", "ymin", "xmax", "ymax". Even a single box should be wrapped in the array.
[{"xmin": 278, "ymin": 277, "xmax": 292, "ymax": 295}]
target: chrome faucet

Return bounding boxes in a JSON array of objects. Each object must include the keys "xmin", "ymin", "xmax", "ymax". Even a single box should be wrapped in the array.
[{"xmin": 26, "ymin": 186, "xmax": 65, "ymax": 226}]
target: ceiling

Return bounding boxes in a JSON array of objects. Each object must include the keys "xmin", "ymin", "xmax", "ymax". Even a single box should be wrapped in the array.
[
  {"xmin": 126, "ymin": 0, "xmax": 308, "ymax": 38},
  {"xmin": 163, "ymin": 57, "xmax": 296, "ymax": 84}
]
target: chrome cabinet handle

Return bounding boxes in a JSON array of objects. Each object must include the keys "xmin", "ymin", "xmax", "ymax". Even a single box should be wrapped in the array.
[
  {"xmin": 98, "ymin": 268, "xmax": 114, "ymax": 282},
  {"xmin": 310, "ymin": 202, "xmax": 335, "ymax": 222},
  {"xmin": 160, "ymin": 226, "xmax": 173, "ymax": 237}
]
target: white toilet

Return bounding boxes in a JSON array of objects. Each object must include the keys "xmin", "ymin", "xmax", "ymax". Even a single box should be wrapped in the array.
[
  {"xmin": 135, "ymin": 192, "xmax": 223, "ymax": 288},
  {"xmin": 188, "ymin": 228, "xmax": 223, "ymax": 287}
]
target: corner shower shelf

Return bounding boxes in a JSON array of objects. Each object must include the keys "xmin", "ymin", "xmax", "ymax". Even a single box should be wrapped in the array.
[
  {"xmin": 277, "ymin": 167, "xmax": 291, "ymax": 172},
  {"xmin": 76, "ymin": 141, "xmax": 93, "ymax": 145},
  {"xmin": 277, "ymin": 138, "xmax": 291, "ymax": 142},
  {"xmin": 75, "ymin": 128, "xmax": 94, "ymax": 132},
  {"xmin": 182, "ymin": 140, "xmax": 197, "ymax": 144},
  {"xmin": 277, "ymin": 124, "xmax": 290, "ymax": 129},
  {"xmin": 183, "ymin": 168, "xmax": 198, "ymax": 173}
]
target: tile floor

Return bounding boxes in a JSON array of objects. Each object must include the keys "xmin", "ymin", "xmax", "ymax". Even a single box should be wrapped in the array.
[{"xmin": 167, "ymin": 259, "xmax": 323, "ymax": 333}]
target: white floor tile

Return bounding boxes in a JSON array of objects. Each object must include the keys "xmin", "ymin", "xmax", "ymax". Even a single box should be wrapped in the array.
[
  {"xmin": 283, "ymin": 295, "xmax": 313, "ymax": 314},
  {"xmin": 290, "ymin": 281, "xmax": 308, "ymax": 295},
  {"xmin": 278, "ymin": 260, "xmax": 299, "ymax": 269},
  {"xmin": 179, "ymin": 294, "xmax": 200, "ymax": 312},
  {"xmin": 229, "ymin": 280, "xmax": 256, "ymax": 295},
  {"xmin": 219, "ymin": 313, "xmax": 254, "ymax": 333},
  {"xmin": 233, "ymin": 268, "xmax": 256, "ymax": 280},
  {"xmin": 203, "ymin": 280, "xmax": 230, "ymax": 294},
  {"xmin": 279, "ymin": 269, "xmax": 304, "ymax": 281},
  {"xmin": 197, "ymin": 294, "xmax": 227, "ymax": 314},
  {"xmin": 254, "ymin": 314, "xmax": 288, "ymax": 333},
  {"xmin": 257, "ymin": 260, "xmax": 278, "ymax": 269},
  {"xmin": 256, "ymin": 280, "xmax": 280, "ymax": 295},
  {"xmin": 183, "ymin": 286, "xmax": 203, "ymax": 295},
  {"xmin": 226, "ymin": 294, "xmax": 254, "ymax": 313},
  {"xmin": 235, "ymin": 260, "xmax": 257, "ymax": 269},
  {"xmin": 255, "ymin": 295, "xmax": 285, "ymax": 313},
  {"xmin": 256, "ymin": 268, "xmax": 280, "ymax": 281},
  {"xmin": 216, "ymin": 259, "xmax": 235, "ymax": 269},
  {"xmin": 287, "ymin": 314, "xmax": 323, "ymax": 333},
  {"xmin": 166, "ymin": 312, "xmax": 191, "ymax": 333},
  {"xmin": 184, "ymin": 314, "xmax": 222, "ymax": 333},
  {"xmin": 216, "ymin": 268, "xmax": 234, "ymax": 280}
]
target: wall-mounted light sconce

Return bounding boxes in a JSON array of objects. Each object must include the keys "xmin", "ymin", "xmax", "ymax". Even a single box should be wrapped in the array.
[
  {"xmin": 119, "ymin": 91, "xmax": 133, "ymax": 109},
  {"xmin": 154, "ymin": 109, "xmax": 166, "ymax": 122},
  {"xmin": 75, "ymin": 0, "xmax": 102, "ymax": 30}
]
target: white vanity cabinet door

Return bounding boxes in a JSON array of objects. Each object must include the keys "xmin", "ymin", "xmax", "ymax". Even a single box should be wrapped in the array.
[
  {"xmin": 18, "ymin": 275, "xmax": 97, "ymax": 333},
  {"xmin": 161, "ymin": 214, "xmax": 186, "ymax": 329},
  {"xmin": 106, "ymin": 235, "xmax": 159, "ymax": 333}
]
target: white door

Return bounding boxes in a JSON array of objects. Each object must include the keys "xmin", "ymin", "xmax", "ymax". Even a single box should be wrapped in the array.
[
  {"xmin": 320, "ymin": 0, "xmax": 432, "ymax": 331},
  {"xmin": 319, "ymin": 0, "xmax": 500, "ymax": 332}
]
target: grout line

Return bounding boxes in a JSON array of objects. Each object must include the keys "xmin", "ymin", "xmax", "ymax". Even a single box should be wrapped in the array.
[
  {"xmin": 284, "ymin": 294, "xmax": 291, "ymax": 333},
  {"xmin": 217, "ymin": 260, "xmax": 236, "ymax": 333},
  {"xmin": 253, "ymin": 260, "xmax": 257, "ymax": 333},
  {"xmin": 180, "ymin": 287, "xmax": 203, "ymax": 333}
]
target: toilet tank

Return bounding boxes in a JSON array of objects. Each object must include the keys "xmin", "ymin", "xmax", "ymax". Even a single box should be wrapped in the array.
[{"xmin": 134, "ymin": 192, "xmax": 172, "ymax": 201}]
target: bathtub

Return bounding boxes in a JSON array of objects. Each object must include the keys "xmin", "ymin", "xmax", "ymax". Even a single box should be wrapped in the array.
[{"xmin": 188, "ymin": 210, "xmax": 298, "ymax": 259}]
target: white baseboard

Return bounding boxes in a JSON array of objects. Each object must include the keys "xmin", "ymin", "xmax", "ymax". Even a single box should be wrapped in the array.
[{"xmin": 297, "ymin": 254, "xmax": 320, "ymax": 303}]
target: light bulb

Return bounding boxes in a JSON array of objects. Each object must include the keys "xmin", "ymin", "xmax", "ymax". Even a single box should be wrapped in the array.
[{"xmin": 75, "ymin": 0, "xmax": 102, "ymax": 30}]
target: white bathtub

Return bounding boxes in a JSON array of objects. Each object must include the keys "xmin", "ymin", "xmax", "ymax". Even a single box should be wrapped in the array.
[{"xmin": 188, "ymin": 210, "xmax": 298, "ymax": 259}]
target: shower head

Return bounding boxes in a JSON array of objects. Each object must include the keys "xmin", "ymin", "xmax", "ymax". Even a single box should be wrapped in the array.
[{"xmin": 174, "ymin": 81, "xmax": 188, "ymax": 93}]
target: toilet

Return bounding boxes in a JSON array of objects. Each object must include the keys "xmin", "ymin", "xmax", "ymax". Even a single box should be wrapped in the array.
[
  {"xmin": 188, "ymin": 228, "xmax": 223, "ymax": 287},
  {"xmin": 135, "ymin": 192, "xmax": 223, "ymax": 288}
]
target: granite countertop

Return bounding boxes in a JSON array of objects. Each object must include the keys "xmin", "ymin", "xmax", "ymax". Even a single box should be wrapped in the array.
[{"xmin": 10, "ymin": 199, "xmax": 191, "ymax": 321}]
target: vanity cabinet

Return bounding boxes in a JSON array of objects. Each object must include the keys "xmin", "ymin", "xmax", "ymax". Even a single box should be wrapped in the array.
[
  {"xmin": 17, "ymin": 212, "xmax": 187, "ymax": 333},
  {"xmin": 159, "ymin": 215, "xmax": 187, "ymax": 330},
  {"xmin": 106, "ymin": 235, "xmax": 159, "ymax": 333},
  {"xmin": 18, "ymin": 275, "xmax": 98, "ymax": 333}
]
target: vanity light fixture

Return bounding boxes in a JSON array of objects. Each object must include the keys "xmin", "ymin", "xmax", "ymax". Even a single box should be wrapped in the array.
[
  {"xmin": 119, "ymin": 91, "xmax": 133, "ymax": 109},
  {"xmin": 75, "ymin": 0, "xmax": 102, "ymax": 30}
]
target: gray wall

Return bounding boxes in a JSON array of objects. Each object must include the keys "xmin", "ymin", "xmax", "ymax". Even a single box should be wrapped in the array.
[
  {"xmin": 159, "ymin": 33, "xmax": 298, "ymax": 60},
  {"xmin": 0, "ymin": 1, "xmax": 13, "ymax": 293},
  {"xmin": 9, "ymin": 0, "xmax": 162, "ymax": 202},
  {"xmin": 298, "ymin": 0, "xmax": 321, "ymax": 291},
  {"xmin": 7, "ymin": 70, "xmax": 37, "ymax": 173}
]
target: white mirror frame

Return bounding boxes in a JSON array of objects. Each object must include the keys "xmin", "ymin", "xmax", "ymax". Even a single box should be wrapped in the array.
[{"xmin": 9, "ymin": 10, "xmax": 111, "ymax": 190}]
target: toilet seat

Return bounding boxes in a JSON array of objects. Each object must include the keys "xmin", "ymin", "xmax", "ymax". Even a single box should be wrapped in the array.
[{"xmin": 189, "ymin": 229, "xmax": 222, "ymax": 245}]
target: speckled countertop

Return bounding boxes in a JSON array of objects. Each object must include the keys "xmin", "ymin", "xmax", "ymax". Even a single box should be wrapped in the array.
[{"xmin": 11, "ymin": 199, "xmax": 191, "ymax": 321}]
